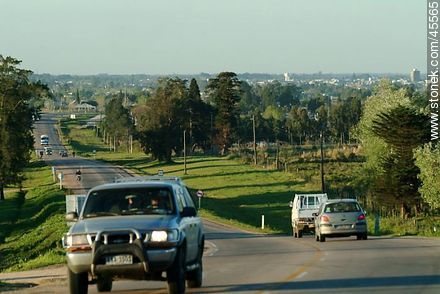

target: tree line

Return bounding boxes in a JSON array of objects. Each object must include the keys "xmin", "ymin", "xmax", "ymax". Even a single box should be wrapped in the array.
[
  {"xmin": 1, "ymin": 55, "xmax": 437, "ymax": 217},
  {"xmin": 102, "ymin": 74, "xmax": 438, "ymax": 218}
]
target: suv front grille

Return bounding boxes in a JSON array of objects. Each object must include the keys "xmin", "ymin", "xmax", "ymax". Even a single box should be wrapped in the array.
[
  {"xmin": 94, "ymin": 232, "xmax": 148, "ymax": 245},
  {"xmin": 107, "ymin": 233, "xmax": 131, "ymax": 244}
]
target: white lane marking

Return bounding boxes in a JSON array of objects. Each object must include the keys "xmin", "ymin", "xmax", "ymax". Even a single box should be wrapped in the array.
[
  {"xmin": 297, "ymin": 272, "xmax": 308, "ymax": 279},
  {"xmin": 205, "ymin": 240, "xmax": 219, "ymax": 257}
]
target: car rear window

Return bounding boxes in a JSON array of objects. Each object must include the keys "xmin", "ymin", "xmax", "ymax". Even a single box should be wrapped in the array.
[
  {"xmin": 324, "ymin": 202, "xmax": 361, "ymax": 213},
  {"xmin": 82, "ymin": 187, "xmax": 175, "ymax": 218}
]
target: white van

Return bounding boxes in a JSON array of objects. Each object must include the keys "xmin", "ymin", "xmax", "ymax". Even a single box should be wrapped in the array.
[
  {"xmin": 40, "ymin": 134, "xmax": 49, "ymax": 145},
  {"xmin": 290, "ymin": 193, "xmax": 328, "ymax": 238}
]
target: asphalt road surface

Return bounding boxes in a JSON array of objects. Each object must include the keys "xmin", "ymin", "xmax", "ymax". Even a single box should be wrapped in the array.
[{"xmin": 12, "ymin": 113, "xmax": 439, "ymax": 293}]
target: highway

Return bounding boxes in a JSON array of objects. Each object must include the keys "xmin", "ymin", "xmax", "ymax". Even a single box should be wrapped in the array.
[{"xmin": 19, "ymin": 113, "xmax": 440, "ymax": 293}]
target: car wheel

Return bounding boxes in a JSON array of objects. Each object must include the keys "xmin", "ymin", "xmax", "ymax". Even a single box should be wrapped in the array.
[
  {"xmin": 68, "ymin": 268, "xmax": 88, "ymax": 294},
  {"xmin": 297, "ymin": 230, "xmax": 303, "ymax": 238},
  {"xmin": 356, "ymin": 234, "xmax": 362, "ymax": 240},
  {"xmin": 319, "ymin": 234, "xmax": 326, "ymax": 242},
  {"xmin": 96, "ymin": 276, "xmax": 112, "ymax": 292},
  {"xmin": 167, "ymin": 248, "xmax": 186, "ymax": 294},
  {"xmin": 363, "ymin": 233, "xmax": 368, "ymax": 240},
  {"xmin": 186, "ymin": 246, "xmax": 203, "ymax": 288}
]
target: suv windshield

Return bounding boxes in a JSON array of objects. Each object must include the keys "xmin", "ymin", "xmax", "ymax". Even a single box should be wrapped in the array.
[{"xmin": 82, "ymin": 187, "xmax": 175, "ymax": 218}]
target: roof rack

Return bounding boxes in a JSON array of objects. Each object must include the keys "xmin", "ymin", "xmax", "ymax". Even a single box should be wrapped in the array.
[{"xmin": 113, "ymin": 176, "xmax": 182, "ymax": 183}]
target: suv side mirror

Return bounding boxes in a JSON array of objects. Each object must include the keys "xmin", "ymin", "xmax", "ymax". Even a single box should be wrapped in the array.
[
  {"xmin": 181, "ymin": 207, "xmax": 197, "ymax": 218},
  {"xmin": 66, "ymin": 211, "xmax": 78, "ymax": 222},
  {"xmin": 289, "ymin": 201, "xmax": 293, "ymax": 208}
]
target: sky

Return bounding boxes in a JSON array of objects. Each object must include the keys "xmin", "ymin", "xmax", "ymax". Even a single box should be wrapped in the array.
[{"xmin": 0, "ymin": 0, "xmax": 425, "ymax": 75}]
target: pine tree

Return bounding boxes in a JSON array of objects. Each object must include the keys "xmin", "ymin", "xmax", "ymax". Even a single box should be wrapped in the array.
[
  {"xmin": 206, "ymin": 72, "xmax": 241, "ymax": 154},
  {"xmin": 371, "ymin": 105, "xmax": 430, "ymax": 217}
]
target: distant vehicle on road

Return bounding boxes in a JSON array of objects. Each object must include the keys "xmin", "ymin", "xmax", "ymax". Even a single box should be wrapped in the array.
[
  {"xmin": 59, "ymin": 150, "xmax": 68, "ymax": 157},
  {"xmin": 290, "ymin": 193, "xmax": 327, "ymax": 238},
  {"xmin": 63, "ymin": 176, "xmax": 204, "ymax": 294},
  {"xmin": 40, "ymin": 134, "xmax": 49, "ymax": 145},
  {"xmin": 43, "ymin": 146, "xmax": 52, "ymax": 155},
  {"xmin": 314, "ymin": 199, "xmax": 368, "ymax": 242}
]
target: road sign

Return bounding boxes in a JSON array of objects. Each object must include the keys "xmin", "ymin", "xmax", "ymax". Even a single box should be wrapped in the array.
[{"xmin": 197, "ymin": 190, "xmax": 204, "ymax": 198}]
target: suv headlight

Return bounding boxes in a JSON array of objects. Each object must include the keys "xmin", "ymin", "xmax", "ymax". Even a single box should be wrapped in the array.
[
  {"xmin": 150, "ymin": 230, "xmax": 179, "ymax": 243},
  {"xmin": 63, "ymin": 234, "xmax": 89, "ymax": 247}
]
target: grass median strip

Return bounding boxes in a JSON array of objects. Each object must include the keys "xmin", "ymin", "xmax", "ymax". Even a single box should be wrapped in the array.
[{"xmin": 0, "ymin": 160, "xmax": 67, "ymax": 273}]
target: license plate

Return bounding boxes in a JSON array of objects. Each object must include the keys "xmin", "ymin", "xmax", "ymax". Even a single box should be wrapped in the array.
[
  {"xmin": 105, "ymin": 255, "xmax": 133, "ymax": 265},
  {"xmin": 335, "ymin": 225, "xmax": 352, "ymax": 229}
]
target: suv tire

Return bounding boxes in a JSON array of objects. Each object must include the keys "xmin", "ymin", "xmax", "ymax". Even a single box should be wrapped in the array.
[
  {"xmin": 68, "ymin": 268, "xmax": 88, "ymax": 294},
  {"xmin": 96, "ymin": 276, "xmax": 112, "ymax": 292},
  {"xmin": 167, "ymin": 248, "xmax": 186, "ymax": 294},
  {"xmin": 186, "ymin": 245, "xmax": 203, "ymax": 288}
]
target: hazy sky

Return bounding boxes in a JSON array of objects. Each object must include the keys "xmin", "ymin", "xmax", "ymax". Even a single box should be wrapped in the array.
[{"xmin": 0, "ymin": 0, "xmax": 425, "ymax": 75}]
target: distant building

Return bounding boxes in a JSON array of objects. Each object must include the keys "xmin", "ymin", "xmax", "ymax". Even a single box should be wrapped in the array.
[
  {"xmin": 284, "ymin": 73, "xmax": 293, "ymax": 82},
  {"xmin": 410, "ymin": 68, "xmax": 421, "ymax": 83}
]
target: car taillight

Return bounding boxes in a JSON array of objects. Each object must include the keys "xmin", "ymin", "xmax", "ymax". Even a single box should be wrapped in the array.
[
  {"xmin": 320, "ymin": 215, "xmax": 330, "ymax": 222},
  {"xmin": 357, "ymin": 214, "xmax": 365, "ymax": 221}
]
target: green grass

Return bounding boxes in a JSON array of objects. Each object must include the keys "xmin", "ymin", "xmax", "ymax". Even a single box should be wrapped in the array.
[
  {"xmin": 93, "ymin": 155, "xmax": 323, "ymax": 234},
  {"xmin": 367, "ymin": 215, "xmax": 440, "ymax": 237},
  {"xmin": 0, "ymin": 161, "xmax": 67, "ymax": 272}
]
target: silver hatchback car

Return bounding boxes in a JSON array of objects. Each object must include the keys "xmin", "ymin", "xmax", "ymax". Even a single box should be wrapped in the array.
[{"xmin": 314, "ymin": 199, "xmax": 367, "ymax": 242}]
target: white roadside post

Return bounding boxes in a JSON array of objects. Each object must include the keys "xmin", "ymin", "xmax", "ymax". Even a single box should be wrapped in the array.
[
  {"xmin": 261, "ymin": 214, "xmax": 265, "ymax": 230},
  {"xmin": 52, "ymin": 166, "xmax": 56, "ymax": 182},
  {"xmin": 196, "ymin": 190, "xmax": 204, "ymax": 209},
  {"xmin": 57, "ymin": 172, "xmax": 64, "ymax": 189}
]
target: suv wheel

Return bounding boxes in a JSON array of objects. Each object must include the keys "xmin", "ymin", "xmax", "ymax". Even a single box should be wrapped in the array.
[
  {"xmin": 96, "ymin": 276, "xmax": 112, "ymax": 292},
  {"xmin": 68, "ymin": 268, "xmax": 88, "ymax": 294},
  {"xmin": 167, "ymin": 248, "xmax": 186, "ymax": 294},
  {"xmin": 186, "ymin": 245, "xmax": 203, "ymax": 288}
]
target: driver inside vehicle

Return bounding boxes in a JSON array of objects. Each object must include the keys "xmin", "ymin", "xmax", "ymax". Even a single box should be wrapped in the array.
[{"xmin": 125, "ymin": 195, "xmax": 140, "ymax": 210}]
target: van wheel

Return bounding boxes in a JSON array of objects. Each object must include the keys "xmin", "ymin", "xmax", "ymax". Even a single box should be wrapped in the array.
[
  {"xmin": 319, "ymin": 234, "xmax": 326, "ymax": 242},
  {"xmin": 68, "ymin": 268, "xmax": 88, "ymax": 294}
]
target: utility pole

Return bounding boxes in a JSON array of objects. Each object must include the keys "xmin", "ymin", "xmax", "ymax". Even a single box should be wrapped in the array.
[
  {"xmin": 320, "ymin": 131, "xmax": 325, "ymax": 193},
  {"xmin": 183, "ymin": 130, "xmax": 187, "ymax": 175},
  {"xmin": 253, "ymin": 115, "xmax": 257, "ymax": 165}
]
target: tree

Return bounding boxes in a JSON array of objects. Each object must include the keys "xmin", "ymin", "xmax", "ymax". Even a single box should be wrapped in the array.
[
  {"xmin": 103, "ymin": 97, "xmax": 133, "ymax": 151},
  {"xmin": 206, "ymin": 72, "xmax": 242, "ymax": 154},
  {"xmin": 415, "ymin": 143, "xmax": 440, "ymax": 210},
  {"xmin": 184, "ymin": 79, "xmax": 213, "ymax": 152},
  {"xmin": 356, "ymin": 80, "xmax": 412, "ymax": 173},
  {"xmin": 286, "ymin": 107, "xmax": 311, "ymax": 145},
  {"xmin": 0, "ymin": 56, "xmax": 45, "ymax": 200},
  {"xmin": 371, "ymin": 105, "xmax": 430, "ymax": 217},
  {"xmin": 135, "ymin": 78, "xmax": 187, "ymax": 162}
]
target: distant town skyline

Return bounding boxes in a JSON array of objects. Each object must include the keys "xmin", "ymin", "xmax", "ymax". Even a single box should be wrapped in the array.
[{"xmin": 0, "ymin": 0, "xmax": 425, "ymax": 75}]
